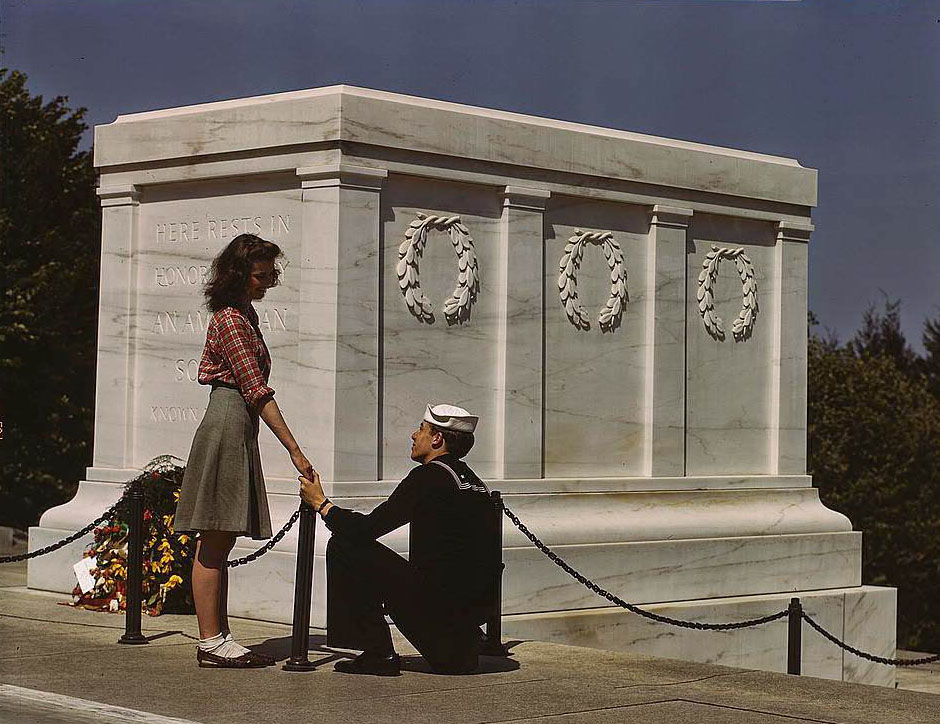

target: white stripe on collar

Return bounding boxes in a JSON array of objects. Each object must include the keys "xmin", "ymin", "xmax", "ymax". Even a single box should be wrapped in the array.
[{"xmin": 430, "ymin": 459, "xmax": 489, "ymax": 494}]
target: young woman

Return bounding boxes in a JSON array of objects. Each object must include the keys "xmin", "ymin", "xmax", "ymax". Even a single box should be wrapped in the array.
[{"xmin": 175, "ymin": 233, "xmax": 314, "ymax": 668}]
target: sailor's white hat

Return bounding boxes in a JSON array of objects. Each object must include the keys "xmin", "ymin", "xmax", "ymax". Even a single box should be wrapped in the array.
[{"xmin": 424, "ymin": 403, "xmax": 478, "ymax": 434}]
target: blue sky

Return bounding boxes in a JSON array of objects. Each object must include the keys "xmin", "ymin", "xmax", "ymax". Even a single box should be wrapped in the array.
[{"xmin": 4, "ymin": 0, "xmax": 938, "ymax": 348}]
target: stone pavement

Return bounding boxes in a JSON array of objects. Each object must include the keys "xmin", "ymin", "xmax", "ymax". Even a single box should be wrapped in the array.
[{"xmin": 1, "ymin": 560, "xmax": 937, "ymax": 724}]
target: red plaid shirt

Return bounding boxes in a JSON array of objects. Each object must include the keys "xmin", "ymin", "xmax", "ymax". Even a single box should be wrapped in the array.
[{"xmin": 198, "ymin": 305, "xmax": 274, "ymax": 411}]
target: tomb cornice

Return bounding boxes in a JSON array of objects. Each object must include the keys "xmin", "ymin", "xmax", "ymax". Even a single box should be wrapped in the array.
[{"xmin": 94, "ymin": 85, "xmax": 817, "ymax": 207}]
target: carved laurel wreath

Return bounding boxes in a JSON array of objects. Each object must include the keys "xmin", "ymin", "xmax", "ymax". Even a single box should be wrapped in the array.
[
  {"xmin": 697, "ymin": 245, "xmax": 759, "ymax": 341},
  {"xmin": 396, "ymin": 213, "xmax": 480, "ymax": 325},
  {"xmin": 558, "ymin": 229, "xmax": 627, "ymax": 332}
]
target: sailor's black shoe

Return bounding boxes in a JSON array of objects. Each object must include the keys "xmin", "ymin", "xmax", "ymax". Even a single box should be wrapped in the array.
[{"xmin": 334, "ymin": 651, "xmax": 402, "ymax": 676}]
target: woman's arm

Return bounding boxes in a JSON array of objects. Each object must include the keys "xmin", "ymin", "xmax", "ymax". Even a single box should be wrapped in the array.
[
  {"xmin": 214, "ymin": 309, "xmax": 313, "ymax": 478},
  {"xmin": 259, "ymin": 396, "xmax": 313, "ymax": 478}
]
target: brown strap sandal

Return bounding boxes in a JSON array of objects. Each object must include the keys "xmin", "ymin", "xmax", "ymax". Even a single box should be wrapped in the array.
[{"xmin": 197, "ymin": 648, "xmax": 272, "ymax": 668}]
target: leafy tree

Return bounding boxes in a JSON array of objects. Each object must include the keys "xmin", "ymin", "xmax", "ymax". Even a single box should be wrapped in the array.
[
  {"xmin": 919, "ymin": 314, "xmax": 940, "ymax": 400},
  {"xmin": 809, "ymin": 303, "xmax": 940, "ymax": 651},
  {"xmin": 0, "ymin": 69, "xmax": 100, "ymax": 528},
  {"xmin": 849, "ymin": 296, "xmax": 918, "ymax": 374}
]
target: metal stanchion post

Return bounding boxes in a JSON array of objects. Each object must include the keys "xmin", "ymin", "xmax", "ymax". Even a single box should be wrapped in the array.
[
  {"xmin": 118, "ymin": 482, "xmax": 148, "ymax": 645},
  {"xmin": 283, "ymin": 503, "xmax": 318, "ymax": 671},
  {"xmin": 787, "ymin": 597, "xmax": 802, "ymax": 675},
  {"xmin": 480, "ymin": 490, "xmax": 509, "ymax": 657}
]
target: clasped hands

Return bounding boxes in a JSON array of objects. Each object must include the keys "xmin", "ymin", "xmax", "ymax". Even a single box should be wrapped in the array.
[
  {"xmin": 289, "ymin": 449, "xmax": 328, "ymax": 512},
  {"xmin": 298, "ymin": 468, "xmax": 328, "ymax": 512}
]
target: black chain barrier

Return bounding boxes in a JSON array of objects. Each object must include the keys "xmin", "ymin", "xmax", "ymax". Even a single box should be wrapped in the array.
[
  {"xmin": 1, "ymin": 486, "xmax": 301, "ymax": 569},
  {"xmin": 0, "ymin": 490, "xmax": 132, "ymax": 564},
  {"xmin": 503, "ymin": 503, "xmax": 940, "ymax": 667},
  {"xmin": 147, "ymin": 504, "xmax": 302, "ymax": 568},
  {"xmin": 9, "ymin": 485, "xmax": 938, "ymax": 670},
  {"xmin": 226, "ymin": 508, "xmax": 301, "ymax": 568},
  {"xmin": 501, "ymin": 504, "xmax": 788, "ymax": 631},
  {"xmin": 800, "ymin": 611, "xmax": 940, "ymax": 667}
]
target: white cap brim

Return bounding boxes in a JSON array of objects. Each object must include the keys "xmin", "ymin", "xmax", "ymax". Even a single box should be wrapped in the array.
[{"xmin": 424, "ymin": 403, "xmax": 478, "ymax": 434}]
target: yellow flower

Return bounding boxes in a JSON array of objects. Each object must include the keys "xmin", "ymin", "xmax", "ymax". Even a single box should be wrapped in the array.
[
  {"xmin": 166, "ymin": 575, "xmax": 183, "ymax": 588},
  {"xmin": 178, "ymin": 535, "xmax": 190, "ymax": 545}
]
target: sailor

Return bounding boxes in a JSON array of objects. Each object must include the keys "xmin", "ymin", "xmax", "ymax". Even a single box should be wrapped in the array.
[{"xmin": 299, "ymin": 403, "xmax": 498, "ymax": 676}]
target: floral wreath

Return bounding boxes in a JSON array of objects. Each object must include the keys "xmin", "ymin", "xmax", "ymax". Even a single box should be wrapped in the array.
[
  {"xmin": 68, "ymin": 455, "xmax": 194, "ymax": 616},
  {"xmin": 557, "ymin": 229, "xmax": 627, "ymax": 332},
  {"xmin": 697, "ymin": 245, "xmax": 759, "ymax": 341},
  {"xmin": 396, "ymin": 212, "xmax": 480, "ymax": 325}
]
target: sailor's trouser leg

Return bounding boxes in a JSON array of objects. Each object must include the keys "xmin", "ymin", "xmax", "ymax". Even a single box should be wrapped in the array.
[
  {"xmin": 325, "ymin": 534, "xmax": 480, "ymax": 672},
  {"xmin": 325, "ymin": 534, "xmax": 398, "ymax": 655}
]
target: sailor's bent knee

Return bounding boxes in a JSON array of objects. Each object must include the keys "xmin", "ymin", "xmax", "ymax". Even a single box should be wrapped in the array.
[{"xmin": 326, "ymin": 531, "xmax": 364, "ymax": 567}]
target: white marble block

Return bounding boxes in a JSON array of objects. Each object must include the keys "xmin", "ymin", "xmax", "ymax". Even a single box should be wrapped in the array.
[{"xmin": 29, "ymin": 86, "xmax": 895, "ymax": 685}]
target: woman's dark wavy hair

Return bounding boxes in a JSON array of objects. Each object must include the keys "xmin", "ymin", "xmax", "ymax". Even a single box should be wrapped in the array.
[{"xmin": 204, "ymin": 234, "xmax": 284, "ymax": 312}]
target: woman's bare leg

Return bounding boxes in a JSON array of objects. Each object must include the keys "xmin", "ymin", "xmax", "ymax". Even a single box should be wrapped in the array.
[{"xmin": 192, "ymin": 531, "xmax": 236, "ymax": 640}]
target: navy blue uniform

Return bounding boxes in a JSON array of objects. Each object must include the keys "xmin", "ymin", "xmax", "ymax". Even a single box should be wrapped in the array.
[{"xmin": 324, "ymin": 455, "xmax": 498, "ymax": 672}]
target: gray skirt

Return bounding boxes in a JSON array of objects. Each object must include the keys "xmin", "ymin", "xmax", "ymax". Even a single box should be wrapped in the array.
[{"xmin": 174, "ymin": 385, "xmax": 272, "ymax": 539}]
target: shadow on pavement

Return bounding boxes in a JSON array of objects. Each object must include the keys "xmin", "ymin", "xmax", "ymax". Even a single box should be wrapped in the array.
[
  {"xmin": 250, "ymin": 634, "xmax": 522, "ymax": 673},
  {"xmin": 144, "ymin": 630, "xmax": 187, "ymax": 643},
  {"xmin": 250, "ymin": 634, "xmax": 328, "ymax": 662}
]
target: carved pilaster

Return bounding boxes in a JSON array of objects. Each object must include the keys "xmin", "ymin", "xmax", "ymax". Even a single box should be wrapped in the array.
[
  {"xmin": 93, "ymin": 185, "xmax": 141, "ymax": 469},
  {"xmin": 773, "ymin": 220, "xmax": 813, "ymax": 474},
  {"xmin": 294, "ymin": 165, "xmax": 387, "ymax": 480},
  {"xmin": 495, "ymin": 186, "xmax": 550, "ymax": 479},
  {"xmin": 646, "ymin": 205, "xmax": 693, "ymax": 476}
]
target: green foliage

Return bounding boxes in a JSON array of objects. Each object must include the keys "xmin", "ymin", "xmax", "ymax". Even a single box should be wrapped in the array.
[
  {"xmin": 0, "ymin": 69, "xmax": 100, "ymax": 528},
  {"xmin": 809, "ymin": 302, "xmax": 940, "ymax": 651}
]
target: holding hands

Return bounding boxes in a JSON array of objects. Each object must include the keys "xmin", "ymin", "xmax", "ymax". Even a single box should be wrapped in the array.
[{"xmin": 299, "ymin": 468, "xmax": 330, "ymax": 514}]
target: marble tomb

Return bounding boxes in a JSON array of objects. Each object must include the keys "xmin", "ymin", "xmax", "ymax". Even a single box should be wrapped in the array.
[{"xmin": 28, "ymin": 86, "xmax": 896, "ymax": 685}]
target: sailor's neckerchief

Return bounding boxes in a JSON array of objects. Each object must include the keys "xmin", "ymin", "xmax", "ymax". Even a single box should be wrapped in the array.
[{"xmin": 430, "ymin": 458, "xmax": 489, "ymax": 495}]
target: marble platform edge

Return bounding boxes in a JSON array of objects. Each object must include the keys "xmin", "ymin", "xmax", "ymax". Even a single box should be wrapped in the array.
[
  {"xmin": 94, "ymin": 85, "xmax": 817, "ymax": 207},
  {"xmin": 85, "ymin": 467, "xmax": 812, "ymax": 495},
  {"xmin": 34, "ymin": 477, "xmax": 848, "ymax": 549},
  {"xmin": 500, "ymin": 584, "xmax": 898, "ymax": 687},
  {"xmin": 28, "ymin": 523, "xmax": 859, "ymax": 612}
]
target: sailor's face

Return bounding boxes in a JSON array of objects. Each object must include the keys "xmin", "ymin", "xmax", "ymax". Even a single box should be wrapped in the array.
[{"xmin": 410, "ymin": 422, "xmax": 436, "ymax": 463}]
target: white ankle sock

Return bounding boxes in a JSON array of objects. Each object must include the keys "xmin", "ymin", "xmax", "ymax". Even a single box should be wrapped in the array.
[{"xmin": 199, "ymin": 632, "xmax": 249, "ymax": 657}]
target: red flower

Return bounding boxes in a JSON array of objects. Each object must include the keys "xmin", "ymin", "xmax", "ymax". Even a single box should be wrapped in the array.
[{"xmin": 143, "ymin": 510, "xmax": 152, "ymax": 521}]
